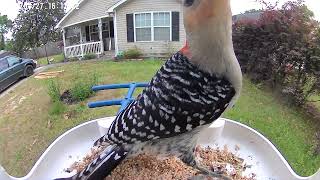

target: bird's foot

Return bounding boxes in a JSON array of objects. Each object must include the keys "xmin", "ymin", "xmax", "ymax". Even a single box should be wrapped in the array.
[{"xmin": 193, "ymin": 164, "xmax": 231, "ymax": 180}]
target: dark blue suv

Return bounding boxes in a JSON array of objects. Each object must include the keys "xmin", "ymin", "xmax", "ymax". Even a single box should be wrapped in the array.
[{"xmin": 0, "ymin": 55, "xmax": 37, "ymax": 92}]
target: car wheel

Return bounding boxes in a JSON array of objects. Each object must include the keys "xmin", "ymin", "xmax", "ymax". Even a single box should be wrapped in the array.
[{"xmin": 24, "ymin": 65, "xmax": 34, "ymax": 77}]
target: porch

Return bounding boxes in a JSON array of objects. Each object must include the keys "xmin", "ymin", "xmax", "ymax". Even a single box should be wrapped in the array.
[{"xmin": 62, "ymin": 17, "xmax": 115, "ymax": 58}]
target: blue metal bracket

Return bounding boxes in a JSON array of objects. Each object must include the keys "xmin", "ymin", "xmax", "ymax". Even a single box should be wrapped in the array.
[{"xmin": 88, "ymin": 82, "xmax": 148, "ymax": 114}]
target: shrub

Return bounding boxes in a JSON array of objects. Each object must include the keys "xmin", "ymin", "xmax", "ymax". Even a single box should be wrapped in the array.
[
  {"xmin": 47, "ymin": 80, "xmax": 61, "ymax": 102},
  {"xmin": 49, "ymin": 101, "xmax": 66, "ymax": 116},
  {"xmin": 233, "ymin": 1, "xmax": 320, "ymax": 106},
  {"xmin": 123, "ymin": 48, "xmax": 142, "ymax": 59},
  {"xmin": 83, "ymin": 53, "xmax": 97, "ymax": 60},
  {"xmin": 68, "ymin": 57, "xmax": 79, "ymax": 62},
  {"xmin": 70, "ymin": 73, "xmax": 99, "ymax": 101}
]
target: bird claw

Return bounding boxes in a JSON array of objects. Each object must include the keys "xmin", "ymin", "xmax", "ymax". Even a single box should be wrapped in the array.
[{"xmin": 193, "ymin": 164, "xmax": 232, "ymax": 180}]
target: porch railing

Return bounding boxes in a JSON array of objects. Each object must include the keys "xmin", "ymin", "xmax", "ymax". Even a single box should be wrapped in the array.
[{"xmin": 65, "ymin": 41, "xmax": 103, "ymax": 58}]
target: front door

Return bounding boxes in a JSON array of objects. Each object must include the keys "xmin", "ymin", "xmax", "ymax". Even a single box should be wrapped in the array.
[{"xmin": 102, "ymin": 20, "xmax": 115, "ymax": 51}]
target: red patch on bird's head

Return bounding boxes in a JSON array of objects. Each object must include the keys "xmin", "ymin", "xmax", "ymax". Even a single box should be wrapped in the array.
[{"xmin": 180, "ymin": 41, "xmax": 191, "ymax": 58}]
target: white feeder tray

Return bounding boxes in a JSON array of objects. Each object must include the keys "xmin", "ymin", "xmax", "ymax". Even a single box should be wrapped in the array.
[{"xmin": 1, "ymin": 117, "xmax": 319, "ymax": 180}]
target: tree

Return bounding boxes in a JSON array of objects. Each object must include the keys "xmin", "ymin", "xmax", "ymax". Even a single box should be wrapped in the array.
[
  {"xmin": 233, "ymin": 0, "xmax": 320, "ymax": 105},
  {"xmin": 12, "ymin": 0, "xmax": 66, "ymax": 55},
  {"xmin": 0, "ymin": 14, "xmax": 12, "ymax": 50}
]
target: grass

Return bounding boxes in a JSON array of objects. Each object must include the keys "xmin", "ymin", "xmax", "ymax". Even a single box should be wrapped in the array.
[
  {"xmin": 309, "ymin": 94, "xmax": 320, "ymax": 111},
  {"xmin": 0, "ymin": 60, "xmax": 319, "ymax": 177},
  {"xmin": 225, "ymin": 79, "xmax": 320, "ymax": 176},
  {"xmin": 37, "ymin": 54, "xmax": 65, "ymax": 66}
]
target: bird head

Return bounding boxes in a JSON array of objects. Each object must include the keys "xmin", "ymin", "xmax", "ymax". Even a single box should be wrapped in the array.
[
  {"xmin": 183, "ymin": 0, "xmax": 232, "ymax": 33},
  {"xmin": 181, "ymin": 0, "xmax": 233, "ymax": 61}
]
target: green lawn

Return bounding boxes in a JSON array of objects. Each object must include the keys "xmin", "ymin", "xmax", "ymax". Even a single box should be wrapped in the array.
[
  {"xmin": 0, "ymin": 60, "xmax": 319, "ymax": 177},
  {"xmin": 309, "ymin": 94, "xmax": 320, "ymax": 111},
  {"xmin": 37, "ymin": 53, "xmax": 65, "ymax": 66}
]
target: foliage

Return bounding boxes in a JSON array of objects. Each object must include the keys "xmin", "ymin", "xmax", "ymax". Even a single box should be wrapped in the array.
[
  {"xmin": 165, "ymin": 42, "xmax": 176, "ymax": 57},
  {"xmin": 0, "ymin": 13, "xmax": 12, "ymax": 50},
  {"xmin": 4, "ymin": 40, "xmax": 14, "ymax": 51},
  {"xmin": 70, "ymin": 73, "xmax": 99, "ymax": 101},
  {"xmin": 68, "ymin": 57, "xmax": 79, "ymax": 62},
  {"xmin": 123, "ymin": 48, "xmax": 142, "ymax": 59},
  {"xmin": 47, "ymin": 79, "xmax": 61, "ymax": 102},
  {"xmin": 49, "ymin": 101, "xmax": 66, "ymax": 116},
  {"xmin": 83, "ymin": 53, "xmax": 97, "ymax": 60},
  {"xmin": 12, "ymin": 0, "xmax": 66, "ymax": 55},
  {"xmin": 233, "ymin": 0, "xmax": 320, "ymax": 106}
]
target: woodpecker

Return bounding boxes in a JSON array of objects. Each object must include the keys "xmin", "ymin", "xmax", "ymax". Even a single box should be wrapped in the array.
[{"xmin": 56, "ymin": 0, "xmax": 242, "ymax": 179}]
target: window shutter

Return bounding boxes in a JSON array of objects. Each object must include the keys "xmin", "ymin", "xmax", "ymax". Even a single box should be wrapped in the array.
[
  {"xmin": 85, "ymin": 26, "xmax": 90, "ymax": 41},
  {"xmin": 126, "ymin": 14, "xmax": 134, "ymax": 42},
  {"xmin": 171, "ymin": 11, "xmax": 180, "ymax": 41},
  {"xmin": 110, "ymin": 20, "xmax": 114, "ymax": 38}
]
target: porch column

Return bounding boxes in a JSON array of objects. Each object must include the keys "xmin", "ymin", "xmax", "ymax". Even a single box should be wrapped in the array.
[
  {"xmin": 113, "ymin": 11, "xmax": 119, "ymax": 56},
  {"xmin": 98, "ymin": 18, "xmax": 104, "ymax": 55},
  {"xmin": 62, "ymin": 28, "xmax": 67, "ymax": 57},
  {"xmin": 79, "ymin": 26, "xmax": 84, "ymax": 57},
  {"xmin": 108, "ymin": 18, "xmax": 112, "ymax": 51}
]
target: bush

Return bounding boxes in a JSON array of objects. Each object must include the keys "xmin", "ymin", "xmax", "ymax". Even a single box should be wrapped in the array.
[
  {"xmin": 49, "ymin": 101, "xmax": 66, "ymax": 116},
  {"xmin": 83, "ymin": 53, "xmax": 97, "ymax": 60},
  {"xmin": 70, "ymin": 73, "xmax": 99, "ymax": 101},
  {"xmin": 68, "ymin": 57, "xmax": 79, "ymax": 62},
  {"xmin": 233, "ymin": 1, "xmax": 320, "ymax": 106},
  {"xmin": 47, "ymin": 80, "xmax": 61, "ymax": 102},
  {"xmin": 123, "ymin": 48, "xmax": 142, "ymax": 59}
]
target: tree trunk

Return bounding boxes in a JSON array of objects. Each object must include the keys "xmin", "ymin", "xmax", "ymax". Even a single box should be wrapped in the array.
[
  {"xmin": 44, "ymin": 43, "xmax": 49, "ymax": 64},
  {"xmin": 0, "ymin": 34, "xmax": 5, "ymax": 50}
]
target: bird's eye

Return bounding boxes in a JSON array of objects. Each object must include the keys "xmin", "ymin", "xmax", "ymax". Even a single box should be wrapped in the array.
[{"xmin": 184, "ymin": 0, "xmax": 194, "ymax": 7}]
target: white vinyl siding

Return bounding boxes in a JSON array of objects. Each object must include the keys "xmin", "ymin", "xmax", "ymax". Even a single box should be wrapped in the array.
[{"xmin": 116, "ymin": 0, "xmax": 186, "ymax": 55}]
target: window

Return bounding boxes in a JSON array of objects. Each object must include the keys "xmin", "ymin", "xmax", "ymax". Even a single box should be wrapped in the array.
[
  {"xmin": 135, "ymin": 13, "xmax": 152, "ymax": 41},
  {"xmin": 153, "ymin": 12, "xmax": 170, "ymax": 41},
  {"xmin": 0, "ymin": 59, "xmax": 9, "ymax": 72},
  {"xmin": 7, "ymin": 56, "xmax": 20, "ymax": 67},
  {"xmin": 89, "ymin": 24, "xmax": 99, "ymax": 41},
  {"xmin": 102, "ymin": 22, "xmax": 110, "ymax": 39},
  {"xmin": 87, "ymin": 22, "xmax": 113, "ymax": 41},
  {"xmin": 134, "ymin": 12, "xmax": 171, "ymax": 42}
]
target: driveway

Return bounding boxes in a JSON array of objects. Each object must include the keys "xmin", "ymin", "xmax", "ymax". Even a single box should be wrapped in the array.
[{"xmin": 0, "ymin": 64, "xmax": 57, "ymax": 98}]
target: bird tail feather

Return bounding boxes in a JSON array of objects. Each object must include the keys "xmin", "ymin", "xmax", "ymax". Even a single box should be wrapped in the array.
[{"xmin": 54, "ymin": 145, "xmax": 128, "ymax": 180}]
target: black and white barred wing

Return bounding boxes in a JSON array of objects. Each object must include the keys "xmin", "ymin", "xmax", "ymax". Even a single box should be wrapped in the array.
[{"xmin": 105, "ymin": 52, "xmax": 236, "ymax": 145}]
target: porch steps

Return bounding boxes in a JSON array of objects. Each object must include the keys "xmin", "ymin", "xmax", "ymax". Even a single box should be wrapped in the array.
[{"xmin": 99, "ymin": 51, "xmax": 115, "ymax": 60}]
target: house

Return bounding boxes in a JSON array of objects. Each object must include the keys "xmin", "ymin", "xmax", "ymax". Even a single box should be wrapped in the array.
[
  {"xmin": 56, "ymin": 0, "xmax": 186, "ymax": 58},
  {"xmin": 232, "ymin": 11, "xmax": 262, "ymax": 23}
]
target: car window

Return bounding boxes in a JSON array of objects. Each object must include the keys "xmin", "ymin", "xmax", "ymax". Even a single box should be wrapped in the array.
[
  {"xmin": 0, "ymin": 59, "xmax": 9, "ymax": 72},
  {"xmin": 7, "ymin": 56, "xmax": 21, "ymax": 67}
]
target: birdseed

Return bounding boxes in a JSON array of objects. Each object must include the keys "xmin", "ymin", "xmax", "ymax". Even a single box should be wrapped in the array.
[{"xmin": 67, "ymin": 145, "xmax": 256, "ymax": 180}]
